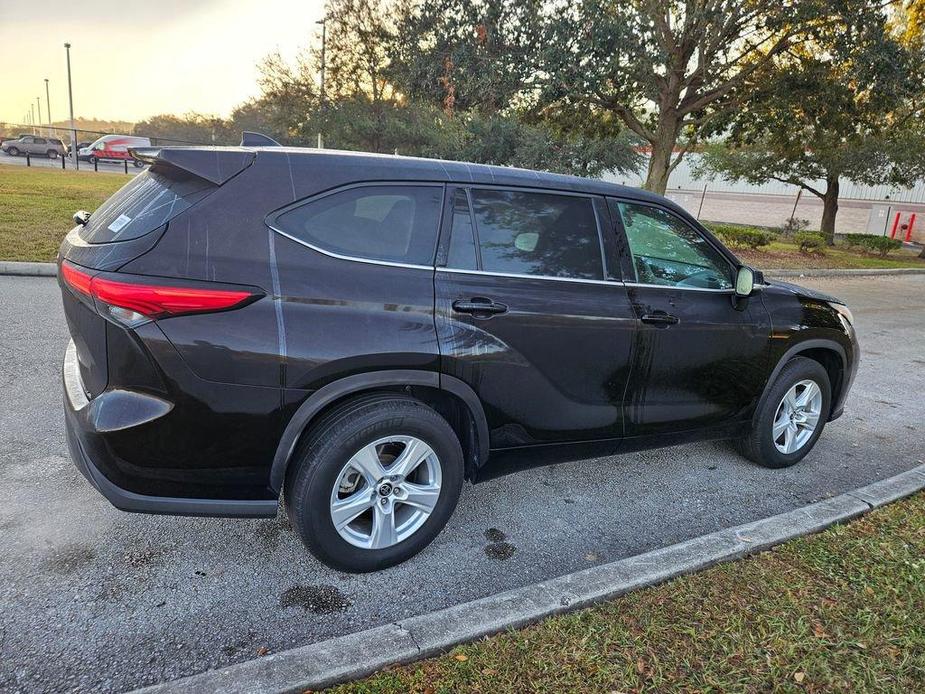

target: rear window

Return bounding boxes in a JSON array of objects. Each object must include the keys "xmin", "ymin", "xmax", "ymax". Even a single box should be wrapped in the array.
[
  {"xmin": 273, "ymin": 185, "xmax": 443, "ymax": 265},
  {"xmin": 79, "ymin": 166, "xmax": 215, "ymax": 243}
]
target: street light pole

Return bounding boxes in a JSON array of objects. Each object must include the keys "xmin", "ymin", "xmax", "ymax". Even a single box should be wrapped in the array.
[
  {"xmin": 64, "ymin": 43, "xmax": 78, "ymax": 167},
  {"xmin": 36, "ymin": 97, "xmax": 42, "ymax": 133},
  {"xmin": 316, "ymin": 17, "xmax": 326, "ymax": 149},
  {"xmin": 44, "ymin": 78, "xmax": 52, "ymax": 128},
  {"xmin": 30, "ymin": 103, "xmax": 36, "ymax": 134}
]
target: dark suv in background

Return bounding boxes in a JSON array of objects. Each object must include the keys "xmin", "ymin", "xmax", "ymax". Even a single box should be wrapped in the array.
[{"xmin": 58, "ymin": 143, "xmax": 859, "ymax": 572}]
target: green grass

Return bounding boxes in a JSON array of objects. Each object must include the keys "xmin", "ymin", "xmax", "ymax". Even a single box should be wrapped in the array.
[
  {"xmin": 330, "ymin": 493, "xmax": 925, "ymax": 693},
  {"xmin": 737, "ymin": 240, "xmax": 925, "ymax": 270},
  {"xmin": 0, "ymin": 164, "xmax": 127, "ymax": 262}
]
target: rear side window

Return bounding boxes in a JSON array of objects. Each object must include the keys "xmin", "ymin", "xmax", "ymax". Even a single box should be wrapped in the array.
[
  {"xmin": 273, "ymin": 185, "xmax": 443, "ymax": 265},
  {"xmin": 468, "ymin": 189, "xmax": 603, "ymax": 280},
  {"xmin": 446, "ymin": 189, "xmax": 478, "ymax": 270},
  {"xmin": 79, "ymin": 166, "xmax": 215, "ymax": 244}
]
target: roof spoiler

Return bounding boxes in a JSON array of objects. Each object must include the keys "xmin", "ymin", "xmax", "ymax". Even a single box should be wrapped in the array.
[
  {"xmin": 128, "ymin": 146, "xmax": 256, "ymax": 185},
  {"xmin": 240, "ymin": 131, "xmax": 282, "ymax": 147}
]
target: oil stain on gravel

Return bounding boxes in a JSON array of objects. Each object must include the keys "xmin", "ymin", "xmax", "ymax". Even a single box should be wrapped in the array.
[
  {"xmin": 280, "ymin": 585, "xmax": 352, "ymax": 614},
  {"xmin": 40, "ymin": 543, "xmax": 96, "ymax": 574},
  {"xmin": 255, "ymin": 519, "xmax": 292, "ymax": 552},
  {"xmin": 484, "ymin": 528, "xmax": 516, "ymax": 560}
]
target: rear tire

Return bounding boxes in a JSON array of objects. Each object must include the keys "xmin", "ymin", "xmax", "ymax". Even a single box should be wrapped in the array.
[
  {"xmin": 735, "ymin": 356, "xmax": 831, "ymax": 469},
  {"xmin": 133, "ymin": 159, "xmax": 144, "ymax": 168},
  {"xmin": 285, "ymin": 394, "xmax": 464, "ymax": 572}
]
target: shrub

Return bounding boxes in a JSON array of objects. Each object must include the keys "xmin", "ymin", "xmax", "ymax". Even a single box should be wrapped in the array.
[
  {"xmin": 795, "ymin": 231, "xmax": 826, "ymax": 254},
  {"xmin": 857, "ymin": 234, "xmax": 902, "ymax": 257},
  {"xmin": 709, "ymin": 224, "xmax": 773, "ymax": 250},
  {"xmin": 778, "ymin": 217, "xmax": 810, "ymax": 237},
  {"xmin": 842, "ymin": 233, "xmax": 871, "ymax": 249}
]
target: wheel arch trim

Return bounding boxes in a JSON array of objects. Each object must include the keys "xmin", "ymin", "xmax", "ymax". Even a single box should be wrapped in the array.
[
  {"xmin": 757, "ymin": 338, "xmax": 847, "ymax": 423},
  {"xmin": 269, "ymin": 370, "xmax": 489, "ymax": 493}
]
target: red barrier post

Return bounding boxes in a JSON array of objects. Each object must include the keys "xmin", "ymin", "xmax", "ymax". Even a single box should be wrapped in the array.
[
  {"xmin": 890, "ymin": 212, "xmax": 901, "ymax": 239},
  {"xmin": 906, "ymin": 213, "xmax": 916, "ymax": 242}
]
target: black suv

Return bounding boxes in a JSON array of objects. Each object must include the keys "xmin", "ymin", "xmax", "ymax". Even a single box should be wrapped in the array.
[{"xmin": 59, "ymin": 145, "xmax": 859, "ymax": 572}]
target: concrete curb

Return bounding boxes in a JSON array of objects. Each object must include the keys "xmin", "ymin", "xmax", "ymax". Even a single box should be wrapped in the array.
[
  {"xmin": 0, "ymin": 261, "xmax": 56, "ymax": 277},
  {"xmin": 133, "ymin": 463, "xmax": 925, "ymax": 694},
  {"xmin": 766, "ymin": 267, "xmax": 925, "ymax": 278}
]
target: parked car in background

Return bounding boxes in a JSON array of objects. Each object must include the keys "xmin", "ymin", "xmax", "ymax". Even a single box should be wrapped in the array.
[
  {"xmin": 58, "ymin": 143, "xmax": 859, "ymax": 573},
  {"xmin": 80, "ymin": 135, "xmax": 151, "ymax": 166},
  {"xmin": 1, "ymin": 135, "xmax": 67, "ymax": 158}
]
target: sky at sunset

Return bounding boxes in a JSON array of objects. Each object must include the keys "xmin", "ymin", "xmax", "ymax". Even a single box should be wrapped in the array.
[{"xmin": 0, "ymin": 0, "xmax": 325, "ymax": 125}]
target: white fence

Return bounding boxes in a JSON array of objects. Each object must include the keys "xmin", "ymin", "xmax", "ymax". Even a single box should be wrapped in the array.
[{"xmin": 602, "ymin": 153, "xmax": 925, "ymax": 205}]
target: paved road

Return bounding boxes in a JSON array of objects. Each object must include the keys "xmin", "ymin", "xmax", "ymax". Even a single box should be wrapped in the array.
[
  {"xmin": 0, "ymin": 150, "xmax": 141, "ymax": 175},
  {"xmin": 1, "ymin": 274, "xmax": 923, "ymax": 693}
]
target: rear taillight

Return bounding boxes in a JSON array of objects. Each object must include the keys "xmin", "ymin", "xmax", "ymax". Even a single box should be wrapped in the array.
[{"xmin": 61, "ymin": 260, "xmax": 260, "ymax": 326}]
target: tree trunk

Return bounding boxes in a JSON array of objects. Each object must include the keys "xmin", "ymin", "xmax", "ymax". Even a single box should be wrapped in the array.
[
  {"xmin": 820, "ymin": 177, "xmax": 839, "ymax": 246},
  {"xmin": 642, "ymin": 112, "xmax": 682, "ymax": 196}
]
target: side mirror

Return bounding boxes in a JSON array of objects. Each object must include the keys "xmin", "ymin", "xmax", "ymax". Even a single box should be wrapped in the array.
[
  {"xmin": 735, "ymin": 266, "xmax": 755, "ymax": 297},
  {"xmin": 73, "ymin": 210, "xmax": 90, "ymax": 226}
]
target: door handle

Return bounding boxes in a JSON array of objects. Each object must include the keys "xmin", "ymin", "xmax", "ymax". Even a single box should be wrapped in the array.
[
  {"xmin": 452, "ymin": 297, "xmax": 508, "ymax": 316},
  {"xmin": 640, "ymin": 311, "xmax": 679, "ymax": 326}
]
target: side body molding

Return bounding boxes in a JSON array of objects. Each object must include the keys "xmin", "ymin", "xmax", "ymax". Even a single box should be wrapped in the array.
[
  {"xmin": 269, "ymin": 370, "xmax": 490, "ymax": 492},
  {"xmin": 755, "ymin": 338, "xmax": 848, "ymax": 423}
]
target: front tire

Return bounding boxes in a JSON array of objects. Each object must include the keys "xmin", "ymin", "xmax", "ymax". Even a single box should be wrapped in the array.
[
  {"xmin": 7, "ymin": 147, "xmax": 19, "ymax": 156},
  {"xmin": 735, "ymin": 356, "xmax": 831, "ymax": 468},
  {"xmin": 285, "ymin": 394, "xmax": 464, "ymax": 572},
  {"xmin": 47, "ymin": 149, "xmax": 58, "ymax": 159}
]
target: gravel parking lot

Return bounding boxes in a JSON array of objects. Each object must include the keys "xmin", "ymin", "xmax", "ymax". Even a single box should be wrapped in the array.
[{"xmin": 1, "ymin": 273, "xmax": 923, "ymax": 693}]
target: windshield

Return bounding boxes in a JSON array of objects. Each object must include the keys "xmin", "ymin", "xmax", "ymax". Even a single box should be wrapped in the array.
[{"xmin": 78, "ymin": 166, "xmax": 216, "ymax": 243}]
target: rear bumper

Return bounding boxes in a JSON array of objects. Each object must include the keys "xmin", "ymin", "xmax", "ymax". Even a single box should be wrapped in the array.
[{"xmin": 63, "ymin": 340, "xmax": 278, "ymax": 519}]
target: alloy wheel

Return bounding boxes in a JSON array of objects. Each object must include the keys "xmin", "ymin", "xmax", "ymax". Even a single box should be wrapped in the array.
[
  {"xmin": 329, "ymin": 435, "xmax": 442, "ymax": 550},
  {"xmin": 772, "ymin": 379, "xmax": 823, "ymax": 454}
]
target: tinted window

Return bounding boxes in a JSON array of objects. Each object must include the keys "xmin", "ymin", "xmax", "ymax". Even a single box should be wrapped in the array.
[
  {"xmin": 618, "ymin": 203, "xmax": 732, "ymax": 289},
  {"xmin": 79, "ymin": 166, "xmax": 216, "ymax": 244},
  {"xmin": 469, "ymin": 189, "xmax": 603, "ymax": 280},
  {"xmin": 275, "ymin": 185, "xmax": 443, "ymax": 265},
  {"xmin": 34, "ymin": 138, "xmax": 47, "ymax": 144},
  {"xmin": 446, "ymin": 189, "xmax": 478, "ymax": 270}
]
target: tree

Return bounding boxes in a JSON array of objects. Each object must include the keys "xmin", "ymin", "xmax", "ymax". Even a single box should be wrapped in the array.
[
  {"xmin": 387, "ymin": 0, "xmax": 542, "ymax": 115},
  {"xmin": 132, "ymin": 113, "xmax": 236, "ymax": 145},
  {"xmin": 249, "ymin": 0, "xmax": 640, "ymax": 175},
  {"xmin": 698, "ymin": 1, "xmax": 925, "ymax": 244},
  {"xmin": 540, "ymin": 0, "xmax": 811, "ymax": 193}
]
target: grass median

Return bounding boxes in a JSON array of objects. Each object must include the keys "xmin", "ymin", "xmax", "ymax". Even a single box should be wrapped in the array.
[
  {"xmin": 331, "ymin": 492, "xmax": 925, "ymax": 693},
  {"xmin": 737, "ymin": 240, "xmax": 925, "ymax": 271},
  {"xmin": 0, "ymin": 164, "xmax": 127, "ymax": 262}
]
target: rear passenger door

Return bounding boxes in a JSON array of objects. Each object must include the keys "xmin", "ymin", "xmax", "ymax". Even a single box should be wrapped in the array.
[{"xmin": 435, "ymin": 186, "xmax": 636, "ymax": 448}]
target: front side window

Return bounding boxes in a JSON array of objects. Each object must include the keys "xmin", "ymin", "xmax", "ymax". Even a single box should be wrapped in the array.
[
  {"xmin": 469, "ymin": 189, "xmax": 603, "ymax": 280},
  {"xmin": 274, "ymin": 185, "xmax": 443, "ymax": 265},
  {"xmin": 617, "ymin": 203, "xmax": 732, "ymax": 289}
]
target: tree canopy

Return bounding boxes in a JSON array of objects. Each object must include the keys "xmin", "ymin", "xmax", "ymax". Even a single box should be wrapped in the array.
[{"xmin": 698, "ymin": 0, "xmax": 925, "ymax": 242}]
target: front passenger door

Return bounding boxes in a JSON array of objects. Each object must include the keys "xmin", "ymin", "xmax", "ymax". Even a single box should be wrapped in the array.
[{"xmin": 610, "ymin": 200, "xmax": 771, "ymax": 437}]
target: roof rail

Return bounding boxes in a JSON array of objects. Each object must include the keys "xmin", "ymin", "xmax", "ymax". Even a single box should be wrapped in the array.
[{"xmin": 240, "ymin": 131, "xmax": 281, "ymax": 147}]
